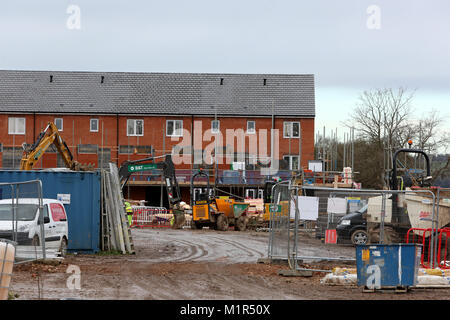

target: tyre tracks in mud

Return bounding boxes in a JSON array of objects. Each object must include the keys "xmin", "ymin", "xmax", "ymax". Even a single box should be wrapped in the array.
[
  {"xmin": 129, "ymin": 228, "xmax": 269, "ymax": 264},
  {"xmin": 207, "ymin": 236, "xmax": 266, "ymax": 260},
  {"xmin": 170, "ymin": 239, "xmax": 209, "ymax": 262}
]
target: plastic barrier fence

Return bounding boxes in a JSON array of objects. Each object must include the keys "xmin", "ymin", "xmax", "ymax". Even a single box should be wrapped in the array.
[
  {"xmin": 131, "ymin": 206, "xmax": 172, "ymax": 228},
  {"xmin": 406, "ymin": 228, "xmax": 450, "ymax": 269}
]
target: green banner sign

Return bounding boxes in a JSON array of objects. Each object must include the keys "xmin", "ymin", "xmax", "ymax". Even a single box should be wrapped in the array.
[
  {"xmin": 269, "ymin": 204, "xmax": 281, "ymax": 213},
  {"xmin": 128, "ymin": 163, "xmax": 158, "ymax": 173}
]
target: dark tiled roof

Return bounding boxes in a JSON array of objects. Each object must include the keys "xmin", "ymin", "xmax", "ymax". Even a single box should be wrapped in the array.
[{"xmin": 0, "ymin": 70, "xmax": 315, "ymax": 117}]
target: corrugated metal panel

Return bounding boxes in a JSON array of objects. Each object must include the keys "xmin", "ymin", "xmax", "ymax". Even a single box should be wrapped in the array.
[{"xmin": 0, "ymin": 170, "xmax": 101, "ymax": 253}]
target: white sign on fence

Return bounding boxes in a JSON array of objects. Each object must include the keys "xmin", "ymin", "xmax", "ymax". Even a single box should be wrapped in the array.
[
  {"xmin": 327, "ymin": 197, "xmax": 347, "ymax": 214},
  {"xmin": 291, "ymin": 196, "xmax": 319, "ymax": 221}
]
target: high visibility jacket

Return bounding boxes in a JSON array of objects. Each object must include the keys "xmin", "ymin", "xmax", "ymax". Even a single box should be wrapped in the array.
[{"xmin": 125, "ymin": 202, "xmax": 133, "ymax": 214}]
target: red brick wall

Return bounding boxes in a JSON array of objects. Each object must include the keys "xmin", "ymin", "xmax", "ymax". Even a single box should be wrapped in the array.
[{"xmin": 0, "ymin": 114, "xmax": 315, "ymax": 170}]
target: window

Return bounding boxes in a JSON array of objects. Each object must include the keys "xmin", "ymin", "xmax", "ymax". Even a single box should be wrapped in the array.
[
  {"xmin": 258, "ymin": 189, "xmax": 264, "ymax": 199},
  {"xmin": 43, "ymin": 205, "xmax": 50, "ymax": 223},
  {"xmin": 283, "ymin": 155, "xmax": 300, "ymax": 170},
  {"xmin": 8, "ymin": 117, "xmax": 25, "ymax": 135},
  {"xmin": 283, "ymin": 121, "xmax": 300, "ymax": 138},
  {"xmin": 2, "ymin": 147, "xmax": 22, "ymax": 168},
  {"xmin": 50, "ymin": 203, "xmax": 67, "ymax": 222},
  {"xmin": 78, "ymin": 144, "xmax": 99, "ymax": 154},
  {"xmin": 211, "ymin": 120, "xmax": 220, "ymax": 134},
  {"xmin": 90, "ymin": 119, "xmax": 99, "ymax": 132},
  {"xmin": 127, "ymin": 119, "xmax": 144, "ymax": 136},
  {"xmin": 119, "ymin": 145, "xmax": 153, "ymax": 154},
  {"xmin": 166, "ymin": 120, "xmax": 183, "ymax": 137},
  {"xmin": 245, "ymin": 189, "xmax": 256, "ymax": 199},
  {"xmin": 247, "ymin": 121, "xmax": 255, "ymax": 134},
  {"xmin": 55, "ymin": 118, "xmax": 63, "ymax": 131}
]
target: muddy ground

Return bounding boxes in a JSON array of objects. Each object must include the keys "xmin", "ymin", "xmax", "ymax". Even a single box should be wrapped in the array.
[{"xmin": 8, "ymin": 228, "xmax": 450, "ymax": 300}]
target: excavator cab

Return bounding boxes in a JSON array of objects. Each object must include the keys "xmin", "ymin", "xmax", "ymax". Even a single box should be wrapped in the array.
[{"xmin": 118, "ymin": 154, "xmax": 185, "ymax": 229}]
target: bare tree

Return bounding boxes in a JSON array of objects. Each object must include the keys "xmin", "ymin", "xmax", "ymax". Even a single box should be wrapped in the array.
[
  {"xmin": 404, "ymin": 109, "xmax": 450, "ymax": 154},
  {"xmin": 345, "ymin": 88, "xmax": 415, "ymax": 186},
  {"xmin": 348, "ymin": 88, "xmax": 414, "ymax": 147},
  {"xmin": 344, "ymin": 88, "xmax": 450, "ymax": 188}
]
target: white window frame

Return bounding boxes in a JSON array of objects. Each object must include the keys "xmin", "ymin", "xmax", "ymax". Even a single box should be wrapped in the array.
[
  {"xmin": 283, "ymin": 155, "xmax": 300, "ymax": 170},
  {"xmin": 127, "ymin": 119, "xmax": 144, "ymax": 136},
  {"xmin": 166, "ymin": 120, "xmax": 183, "ymax": 137},
  {"xmin": 90, "ymin": 118, "xmax": 99, "ymax": 132},
  {"xmin": 54, "ymin": 118, "xmax": 63, "ymax": 131},
  {"xmin": 211, "ymin": 120, "xmax": 220, "ymax": 134},
  {"xmin": 283, "ymin": 121, "xmax": 300, "ymax": 138},
  {"xmin": 258, "ymin": 189, "xmax": 264, "ymax": 199},
  {"xmin": 193, "ymin": 187, "xmax": 214, "ymax": 201},
  {"xmin": 246, "ymin": 120, "xmax": 256, "ymax": 134},
  {"xmin": 245, "ymin": 189, "xmax": 257, "ymax": 199},
  {"xmin": 8, "ymin": 117, "xmax": 26, "ymax": 135}
]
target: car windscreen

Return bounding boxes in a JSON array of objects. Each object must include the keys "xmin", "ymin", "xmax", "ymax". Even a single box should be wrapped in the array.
[
  {"xmin": 0, "ymin": 204, "xmax": 38, "ymax": 221},
  {"xmin": 357, "ymin": 204, "xmax": 369, "ymax": 214}
]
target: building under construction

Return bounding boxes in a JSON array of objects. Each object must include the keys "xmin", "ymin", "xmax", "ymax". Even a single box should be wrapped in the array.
[{"xmin": 0, "ymin": 70, "xmax": 318, "ymax": 206}]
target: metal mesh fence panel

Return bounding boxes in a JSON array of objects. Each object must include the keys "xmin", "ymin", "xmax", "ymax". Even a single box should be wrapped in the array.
[
  {"xmin": 0, "ymin": 180, "xmax": 45, "ymax": 263},
  {"xmin": 268, "ymin": 183, "xmax": 291, "ymax": 259}
]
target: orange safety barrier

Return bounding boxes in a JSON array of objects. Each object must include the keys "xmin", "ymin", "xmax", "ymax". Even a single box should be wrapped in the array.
[
  {"xmin": 131, "ymin": 206, "xmax": 172, "ymax": 228},
  {"xmin": 406, "ymin": 227, "xmax": 450, "ymax": 269}
]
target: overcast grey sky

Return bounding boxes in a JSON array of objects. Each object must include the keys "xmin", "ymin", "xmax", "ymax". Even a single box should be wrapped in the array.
[{"xmin": 0, "ymin": 0, "xmax": 448, "ymax": 142}]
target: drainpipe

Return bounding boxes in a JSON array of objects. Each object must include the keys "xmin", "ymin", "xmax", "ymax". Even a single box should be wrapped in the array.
[{"xmin": 116, "ymin": 113, "xmax": 119, "ymax": 165}]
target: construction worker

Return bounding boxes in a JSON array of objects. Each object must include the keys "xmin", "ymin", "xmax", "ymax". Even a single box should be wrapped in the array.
[{"xmin": 124, "ymin": 201, "xmax": 133, "ymax": 226}]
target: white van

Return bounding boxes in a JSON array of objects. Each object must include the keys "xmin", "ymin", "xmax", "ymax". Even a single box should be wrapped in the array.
[{"xmin": 0, "ymin": 198, "xmax": 69, "ymax": 256}]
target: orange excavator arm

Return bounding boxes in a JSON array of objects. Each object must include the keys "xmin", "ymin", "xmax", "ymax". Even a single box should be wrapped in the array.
[{"xmin": 20, "ymin": 122, "xmax": 92, "ymax": 171}]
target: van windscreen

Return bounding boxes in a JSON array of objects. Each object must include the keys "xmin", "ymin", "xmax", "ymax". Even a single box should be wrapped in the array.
[{"xmin": 0, "ymin": 204, "xmax": 38, "ymax": 221}]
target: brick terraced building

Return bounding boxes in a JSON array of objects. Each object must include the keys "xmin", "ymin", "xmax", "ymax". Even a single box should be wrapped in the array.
[{"xmin": 0, "ymin": 70, "xmax": 315, "ymax": 206}]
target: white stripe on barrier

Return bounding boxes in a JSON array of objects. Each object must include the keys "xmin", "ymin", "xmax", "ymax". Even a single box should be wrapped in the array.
[{"xmin": 131, "ymin": 206, "xmax": 172, "ymax": 228}]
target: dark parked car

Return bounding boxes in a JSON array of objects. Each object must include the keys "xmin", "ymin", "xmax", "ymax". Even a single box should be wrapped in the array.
[{"xmin": 336, "ymin": 204, "xmax": 368, "ymax": 245}]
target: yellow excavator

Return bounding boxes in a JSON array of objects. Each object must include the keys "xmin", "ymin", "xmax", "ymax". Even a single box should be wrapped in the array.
[{"xmin": 20, "ymin": 122, "xmax": 93, "ymax": 171}]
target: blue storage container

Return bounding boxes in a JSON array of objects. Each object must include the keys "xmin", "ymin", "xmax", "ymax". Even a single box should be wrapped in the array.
[
  {"xmin": 356, "ymin": 244, "xmax": 422, "ymax": 289},
  {"xmin": 0, "ymin": 170, "xmax": 101, "ymax": 253}
]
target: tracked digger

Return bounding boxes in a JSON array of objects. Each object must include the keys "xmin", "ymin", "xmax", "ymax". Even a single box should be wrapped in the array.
[
  {"xmin": 20, "ymin": 122, "xmax": 93, "ymax": 171},
  {"xmin": 118, "ymin": 154, "xmax": 186, "ymax": 229}
]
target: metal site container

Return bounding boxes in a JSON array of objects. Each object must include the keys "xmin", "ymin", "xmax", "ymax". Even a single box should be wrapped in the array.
[
  {"xmin": 0, "ymin": 170, "xmax": 101, "ymax": 253},
  {"xmin": 356, "ymin": 244, "xmax": 422, "ymax": 289}
]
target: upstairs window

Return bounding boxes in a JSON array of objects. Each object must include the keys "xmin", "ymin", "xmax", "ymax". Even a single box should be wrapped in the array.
[
  {"xmin": 8, "ymin": 117, "xmax": 25, "ymax": 135},
  {"xmin": 166, "ymin": 120, "xmax": 183, "ymax": 137},
  {"xmin": 246, "ymin": 121, "xmax": 256, "ymax": 134},
  {"xmin": 55, "ymin": 118, "xmax": 63, "ymax": 131},
  {"xmin": 127, "ymin": 119, "xmax": 144, "ymax": 136},
  {"xmin": 211, "ymin": 120, "xmax": 220, "ymax": 134},
  {"xmin": 90, "ymin": 119, "xmax": 99, "ymax": 132},
  {"xmin": 283, "ymin": 121, "xmax": 300, "ymax": 138}
]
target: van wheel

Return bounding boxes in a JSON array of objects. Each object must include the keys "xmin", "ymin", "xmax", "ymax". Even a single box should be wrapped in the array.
[
  {"xmin": 60, "ymin": 238, "xmax": 68, "ymax": 257},
  {"xmin": 32, "ymin": 235, "xmax": 40, "ymax": 246},
  {"xmin": 351, "ymin": 229, "xmax": 368, "ymax": 245}
]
